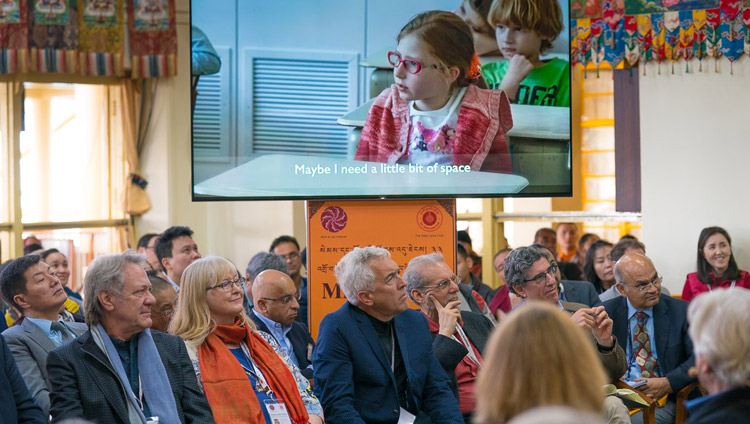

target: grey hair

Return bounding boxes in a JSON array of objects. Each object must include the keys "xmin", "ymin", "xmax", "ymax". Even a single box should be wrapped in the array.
[
  {"xmin": 246, "ymin": 251, "xmax": 288, "ymax": 281},
  {"xmin": 84, "ymin": 250, "xmax": 147, "ymax": 327},
  {"xmin": 335, "ymin": 246, "xmax": 390, "ymax": 305},
  {"xmin": 504, "ymin": 247, "xmax": 545, "ymax": 295},
  {"xmin": 404, "ymin": 253, "xmax": 445, "ymax": 302},
  {"xmin": 688, "ymin": 287, "xmax": 750, "ymax": 388}
]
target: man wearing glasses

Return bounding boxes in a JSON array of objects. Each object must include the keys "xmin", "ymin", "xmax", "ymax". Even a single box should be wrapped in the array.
[
  {"xmin": 270, "ymin": 235, "xmax": 308, "ymax": 326},
  {"xmin": 404, "ymin": 253, "xmax": 492, "ymax": 424},
  {"xmin": 250, "ymin": 269, "xmax": 315, "ymax": 379},
  {"xmin": 604, "ymin": 253, "xmax": 696, "ymax": 424}
]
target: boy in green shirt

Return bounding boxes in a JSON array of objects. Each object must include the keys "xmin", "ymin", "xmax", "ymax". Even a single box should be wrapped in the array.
[{"xmin": 481, "ymin": 0, "xmax": 569, "ymax": 107}]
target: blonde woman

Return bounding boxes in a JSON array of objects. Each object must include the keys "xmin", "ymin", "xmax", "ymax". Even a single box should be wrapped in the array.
[
  {"xmin": 170, "ymin": 256, "xmax": 323, "ymax": 424},
  {"xmin": 475, "ymin": 303, "xmax": 606, "ymax": 424}
]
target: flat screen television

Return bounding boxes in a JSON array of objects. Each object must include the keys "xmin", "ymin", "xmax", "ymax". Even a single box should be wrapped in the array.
[{"xmin": 190, "ymin": 0, "xmax": 572, "ymax": 200}]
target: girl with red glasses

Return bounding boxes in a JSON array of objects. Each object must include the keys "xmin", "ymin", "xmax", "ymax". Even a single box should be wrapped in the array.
[{"xmin": 355, "ymin": 10, "xmax": 513, "ymax": 174}]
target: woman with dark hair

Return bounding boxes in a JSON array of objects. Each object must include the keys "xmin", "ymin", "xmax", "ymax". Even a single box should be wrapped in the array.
[
  {"xmin": 583, "ymin": 241, "xmax": 615, "ymax": 294},
  {"xmin": 681, "ymin": 226, "xmax": 750, "ymax": 302}
]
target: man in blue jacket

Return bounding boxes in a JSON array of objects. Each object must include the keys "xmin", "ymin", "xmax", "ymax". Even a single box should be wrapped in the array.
[
  {"xmin": 313, "ymin": 246, "xmax": 463, "ymax": 424},
  {"xmin": 1, "ymin": 334, "xmax": 46, "ymax": 423}
]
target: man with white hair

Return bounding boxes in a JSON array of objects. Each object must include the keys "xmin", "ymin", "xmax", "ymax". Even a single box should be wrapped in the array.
[
  {"xmin": 313, "ymin": 246, "xmax": 463, "ymax": 424},
  {"xmin": 684, "ymin": 287, "xmax": 750, "ymax": 423}
]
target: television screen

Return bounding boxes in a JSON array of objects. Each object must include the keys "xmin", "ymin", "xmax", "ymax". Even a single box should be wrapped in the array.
[{"xmin": 190, "ymin": 0, "xmax": 572, "ymax": 200}]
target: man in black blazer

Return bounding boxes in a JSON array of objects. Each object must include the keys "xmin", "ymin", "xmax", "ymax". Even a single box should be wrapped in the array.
[
  {"xmin": 603, "ymin": 253, "xmax": 695, "ymax": 424},
  {"xmin": 0, "ymin": 334, "xmax": 46, "ymax": 423},
  {"xmin": 45, "ymin": 251, "xmax": 213, "ymax": 423},
  {"xmin": 250, "ymin": 269, "xmax": 315, "ymax": 378},
  {"xmin": 404, "ymin": 253, "xmax": 492, "ymax": 424}
]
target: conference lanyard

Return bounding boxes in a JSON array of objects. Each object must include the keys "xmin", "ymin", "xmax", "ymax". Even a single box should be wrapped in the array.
[{"xmin": 452, "ymin": 326, "xmax": 482, "ymax": 369}]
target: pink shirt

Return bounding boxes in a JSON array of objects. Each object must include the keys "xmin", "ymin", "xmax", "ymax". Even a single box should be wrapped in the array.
[{"xmin": 681, "ymin": 270, "xmax": 750, "ymax": 302}]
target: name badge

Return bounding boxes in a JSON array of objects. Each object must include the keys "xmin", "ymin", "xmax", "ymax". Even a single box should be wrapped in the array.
[
  {"xmin": 397, "ymin": 407, "xmax": 416, "ymax": 424},
  {"xmin": 264, "ymin": 399, "xmax": 293, "ymax": 424}
]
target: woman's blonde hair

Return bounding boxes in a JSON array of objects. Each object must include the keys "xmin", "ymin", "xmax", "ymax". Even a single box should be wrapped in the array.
[
  {"xmin": 475, "ymin": 303, "xmax": 606, "ymax": 424},
  {"xmin": 169, "ymin": 256, "xmax": 254, "ymax": 344}
]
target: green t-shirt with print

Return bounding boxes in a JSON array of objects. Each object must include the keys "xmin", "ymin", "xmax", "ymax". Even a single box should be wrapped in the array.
[{"xmin": 481, "ymin": 57, "xmax": 570, "ymax": 107}]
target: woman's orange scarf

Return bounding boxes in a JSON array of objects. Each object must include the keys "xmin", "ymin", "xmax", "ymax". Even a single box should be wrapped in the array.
[{"xmin": 198, "ymin": 317, "xmax": 309, "ymax": 424}]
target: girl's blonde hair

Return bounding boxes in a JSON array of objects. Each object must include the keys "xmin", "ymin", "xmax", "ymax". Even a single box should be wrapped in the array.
[
  {"xmin": 475, "ymin": 303, "xmax": 606, "ymax": 424},
  {"xmin": 169, "ymin": 256, "xmax": 254, "ymax": 344},
  {"xmin": 488, "ymin": 0, "xmax": 563, "ymax": 53},
  {"xmin": 397, "ymin": 10, "xmax": 478, "ymax": 87}
]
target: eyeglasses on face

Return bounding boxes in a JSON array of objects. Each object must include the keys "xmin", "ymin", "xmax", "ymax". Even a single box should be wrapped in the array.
[
  {"xmin": 422, "ymin": 275, "xmax": 460, "ymax": 291},
  {"xmin": 206, "ymin": 277, "xmax": 246, "ymax": 292},
  {"xmin": 152, "ymin": 305, "xmax": 175, "ymax": 317},
  {"xmin": 633, "ymin": 275, "xmax": 663, "ymax": 292},
  {"xmin": 387, "ymin": 51, "xmax": 440, "ymax": 74},
  {"xmin": 523, "ymin": 264, "xmax": 558, "ymax": 285},
  {"xmin": 261, "ymin": 291, "xmax": 302, "ymax": 305},
  {"xmin": 278, "ymin": 251, "xmax": 300, "ymax": 261}
]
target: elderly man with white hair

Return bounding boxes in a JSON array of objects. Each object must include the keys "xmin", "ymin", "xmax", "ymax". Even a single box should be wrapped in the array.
[
  {"xmin": 312, "ymin": 246, "xmax": 463, "ymax": 424},
  {"xmin": 684, "ymin": 287, "xmax": 750, "ymax": 424}
]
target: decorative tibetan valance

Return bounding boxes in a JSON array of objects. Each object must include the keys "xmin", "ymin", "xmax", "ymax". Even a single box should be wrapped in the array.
[
  {"xmin": 0, "ymin": 0, "xmax": 176, "ymax": 77},
  {"xmin": 571, "ymin": 0, "xmax": 750, "ymax": 73}
]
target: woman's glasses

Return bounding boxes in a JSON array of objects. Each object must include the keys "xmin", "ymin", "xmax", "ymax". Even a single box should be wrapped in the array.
[
  {"xmin": 206, "ymin": 277, "xmax": 246, "ymax": 292},
  {"xmin": 387, "ymin": 51, "xmax": 440, "ymax": 74}
]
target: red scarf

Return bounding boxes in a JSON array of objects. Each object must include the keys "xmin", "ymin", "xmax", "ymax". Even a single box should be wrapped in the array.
[{"xmin": 198, "ymin": 318, "xmax": 308, "ymax": 424}]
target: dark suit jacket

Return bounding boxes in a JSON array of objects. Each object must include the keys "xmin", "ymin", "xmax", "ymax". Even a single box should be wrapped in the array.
[
  {"xmin": 2, "ymin": 318, "xmax": 87, "ymax": 414},
  {"xmin": 561, "ymin": 279, "xmax": 600, "ymax": 307},
  {"xmin": 603, "ymin": 294, "xmax": 695, "ymax": 393},
  {"xmin": 0, "ymin": 334, "xmax": 46, "ymax": 424},
  {"xmin": 430, "ymin": 311, "xmax": 492, "ymax": 401},
  {"xmin": 249, "ymin": 308, "xmax": 315, "ymax": 379},
  {"xmin": 313, "ymin": 302, "xmax": 463, "ymax": 424},
  {"xmin": 46, "ymin": 329, "xmax": 214, "ymax": 424},
  {"xmin": 685, "ymin": 386, "xmax": 750, "ymax": 424}
]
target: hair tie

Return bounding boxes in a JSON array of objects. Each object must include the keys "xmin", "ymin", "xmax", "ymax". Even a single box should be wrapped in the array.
[{"xmin": 467, "ymin": 53, "xmax": 482, "ymax": 81}]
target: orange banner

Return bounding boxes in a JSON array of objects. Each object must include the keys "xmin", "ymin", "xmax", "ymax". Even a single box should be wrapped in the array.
[{"xmin": 306, "ymin": 199, "xmax": 456, "ymax": 339}]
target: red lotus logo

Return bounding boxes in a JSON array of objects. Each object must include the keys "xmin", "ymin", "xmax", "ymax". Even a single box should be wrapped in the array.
[{"xmin": 321, "ymin": 206, "xmax": 347, "ymax": 233}]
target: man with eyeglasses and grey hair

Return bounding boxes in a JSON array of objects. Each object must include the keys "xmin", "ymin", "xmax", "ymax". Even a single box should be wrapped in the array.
[
  {"xmin": 603, "ymin": 253, "xmax": 696, "ymax": 424},
  {"xmin": 404, "ymin": 253, "xmax": 492, "ymax": 424},
  {"xmin": 504, "ymin": 246, "xmax": 630, "ymax": 424},
  {"xmin": 250, "ymin": 269, "xmax": 315, "ymax": 378},
  {"xmin": 313, "ymin": 246, "xmax": 463, "ymax": 424}
]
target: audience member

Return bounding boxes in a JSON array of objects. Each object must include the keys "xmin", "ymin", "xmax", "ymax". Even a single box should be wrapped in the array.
[
  {"xmin": 270, "ymin": 235, "xmax": 309, "ymax": 326},
  {"xmin": 405, "ymin": 253, "xmax": 492, "ymax": 423},
  {"xmin": 489, "ymin": 248, "xmax": 512, "ymax": 317},
  {"xmin": 681, "ymin": 226, "xmax": 750, "ymax": 302},
  {"xmin": 457, "ymin": 230, "xmax": 483, "ymax": 278},
  {"xmin": 170, "ymin": 256, "xmax": 323, "ymax": 424},
  {"xmin": 600, "ymin": 238, "xmax": 666, "ymax": 303},
  {"xmin": 584, "ymin": 241, "xmax": 615, "ymax": 294},
  {"xmin": 457, "ymin": 243, "xmax": 496, "ymax": 303},
  {"xmin": 0, "ymin": 333, "xmax": 47, "ymax": 423},
  {"xmin": 507, "ymin": 406, "xmax": 605, "ymax": 424},
  {"xmin": 603, "ymin": 253, "xmax": 696, "ymax": 424},
  {"xmin": 250, "ymin": 269, "xmax": 315, "ymax": 379},
  {"xmin": 684, "ymin": 288, "xmax": 750, "ymax": 423},
  {"xmin": 155, "ymin": 226, "xmax": 202, "ymax": 291},
  {"xmin": 503, "ymin": 247, "xmax": 627, "ymax": 384},
  {"xmin": 313, "ymin": 246, "xmax": 463, "ymax": 423},
  {"xmin": 475, "ymin": 303, "xmax": 606, "ymax": 424},
  {"xmin": 454, "ymin": 0, "xmax": 501, "ymax": 56},
  {"xmin": 147, "ymin": 271, "xmax": 178, "ymax": 333},
  {"xmin": 40, "ymin": 248, "xmax": 85, "ymax": 321},
  {"xmin": 0, "ymin": 255, "xmax": 87, "ymax": 414},
  {"xmin": 244, "ymin": 251, "xmax": 288, "ymax": 311},
  {"xmin": 530, "ymin": 244, "xmax": 600, "ymax": 307},
  {"xmin": 46, "ymin": 251, "xmax": 213, "ymax": 423},
  {"xmin": 579, "ymin": 233, "xmax": 601, "ymax": 266},
  {"xmin": 23, "ymin": 236, "xmax": 44, "ymax": 256},
  {"xmin": 136, "ymin": 233, "xmax": 163, "ymax": 272},
  {"xmin": 533, "ymin": 227, "xmax": 556, "ymax": 254},
  {"xmin": 619, "ymin": 234, "xmax": 639, "ymax": 242},
  {"xmin": 556, "ymin": 223, "xmax": 581, "ymax": 264}
]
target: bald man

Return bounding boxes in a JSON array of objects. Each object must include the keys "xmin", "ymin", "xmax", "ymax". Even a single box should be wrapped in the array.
[
  {"xmin": 250, "ymin": 270, "xmax": 315, "ymax": 378},
  {"xmin": 603, "ymin": 253, "xmax": 695, "ymax": 424}
]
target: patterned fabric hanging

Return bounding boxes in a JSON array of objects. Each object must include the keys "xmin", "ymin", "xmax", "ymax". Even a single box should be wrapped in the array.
[
  {"xmin": 651, "ymin": 13, "xmax": 666, "ymax": 73},
  {"xmin": 591, "ymin": 17, "xmax": 607, "ymax": 69},
  {"xmin": 693, "ymin": 10, "xmax": 708, "ymax": 69},
  {"xmin": 127, "ymin": 0, "xmax": 177, "ymax": 78},
  {"xmin": 720, "ymin": 0, "xmax": 744, "ymax": 67},
  {"xmin": 577, "ymin": 18, "xmax": 593, "ymax": 68},
  {"xmin": 0, "ymin": 0, "xmax": 29, "ymax": 73},
  {"xmin": 78, "ymin": 0, "xmax": 125, "ymax": 76},
  {"xmin": 679, "ymin": 11, "xmax": 695, "ymax": 70},
  {"xmin": 603, "ymin": 0, "xmax": 626, "ymax": 66},
  {"xmin": 743, "ymin": 8, "xmax": 750, "ymax": 55},
  {"xmin": 571, "ymin": 19, "xmax": 580, "ymax": 67},
  {"xmin": 638, "ymin": 14, "xmax": 653, "ymax": 68},
  {"xmin": 664, "ymin": 12, "xmax": 681, "ymax": 72},
  {"xmin": 706, "ymin": 8, "xmax": 722, "ymax": 62},
  {"xmin": 625, "ymin": 15, "xmax": 639, "ymax": 65},
  {"xmin": 28, "ymin": 0, "xmax": 79, "ymax": 73}
]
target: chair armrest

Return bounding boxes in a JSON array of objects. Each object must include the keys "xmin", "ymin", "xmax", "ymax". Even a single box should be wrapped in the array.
[
  {"xmin": 615, "ymin": 380, "xmax": 657, "ymax": 424},
  {"xmin": 675, "ymin": 381, "xmax": 705, "ymax": 424}
]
